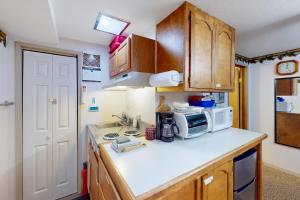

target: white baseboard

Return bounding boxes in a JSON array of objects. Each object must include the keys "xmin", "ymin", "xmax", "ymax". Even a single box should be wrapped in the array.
[{"xmin": 263, "ymin": 162, "xmax": 300, "ymax": 178}]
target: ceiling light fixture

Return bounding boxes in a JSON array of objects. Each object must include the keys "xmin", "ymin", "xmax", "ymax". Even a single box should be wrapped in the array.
[{"xmin": 94, "ymin": 13, "xmax": 130, "ymax": 35}]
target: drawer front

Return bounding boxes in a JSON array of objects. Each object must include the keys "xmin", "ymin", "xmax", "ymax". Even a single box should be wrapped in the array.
[
  {"xmin": 234, "ymin": 178, "xmax": 256, "ymax": 200},
  {"xmin": 99, "ymin": 159, "xmax": 121, "ymax": 200},
  {"xmin": 234, "ymin": 149, "xmax": 257, "ymax": 190}
]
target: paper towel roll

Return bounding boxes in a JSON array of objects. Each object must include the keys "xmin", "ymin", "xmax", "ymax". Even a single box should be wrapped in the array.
[{"xmin": 149, "ymin": 70, "xmax": 183, "ymax": 87}]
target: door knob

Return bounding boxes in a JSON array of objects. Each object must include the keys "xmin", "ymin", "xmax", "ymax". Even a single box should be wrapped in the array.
[
  {"xmin": 48, "ymin": 97, "xmax": 57, "ymax": 104},
  {"xmin": 0, "ymin": 100, "xmax": 14, "ymax": 107}
]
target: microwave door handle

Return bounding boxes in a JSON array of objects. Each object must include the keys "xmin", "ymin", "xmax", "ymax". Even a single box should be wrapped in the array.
[{"xmin": 204, "ymin": 111, "xmax": 213, "ymax": 132}]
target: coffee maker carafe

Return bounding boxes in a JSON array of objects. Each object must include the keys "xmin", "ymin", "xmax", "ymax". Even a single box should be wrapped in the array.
[{"xmin": 156, "ymin": 112, "xmax": 179, "ymax": 142}]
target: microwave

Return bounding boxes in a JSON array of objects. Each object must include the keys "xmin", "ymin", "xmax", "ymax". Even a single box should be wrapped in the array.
[
  {"xmin": 174, "ymin": 111, "xmax": 212, "ymax": 139},
  {"xmin": 205, "ymin": 107, "xmax": 233, "ymax": 132}
]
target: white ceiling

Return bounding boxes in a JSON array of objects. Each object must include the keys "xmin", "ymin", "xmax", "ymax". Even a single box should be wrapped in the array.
[
  {"xmin": 0, "ymin": 0, "xmax": 58, "ymax": 44},
  {"xmin": 1, "ymin": 0, "xmax": 300, "ymax": 57}
]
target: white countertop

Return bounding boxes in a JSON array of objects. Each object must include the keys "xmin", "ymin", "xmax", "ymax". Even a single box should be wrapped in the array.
[{"xmin": 102, "ymin": 128, "xmax": 265, "ymax": 197}]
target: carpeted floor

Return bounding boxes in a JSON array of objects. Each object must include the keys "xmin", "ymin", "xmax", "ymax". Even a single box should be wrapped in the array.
[{"xmin": 263, "ymin": 165, "xmax": 300, "ymax": 200}]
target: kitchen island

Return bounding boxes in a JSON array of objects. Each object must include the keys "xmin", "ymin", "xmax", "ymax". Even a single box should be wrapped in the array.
[{"xmin": 88, "ymin": 126, "xmax": 267, "ymax": 200}]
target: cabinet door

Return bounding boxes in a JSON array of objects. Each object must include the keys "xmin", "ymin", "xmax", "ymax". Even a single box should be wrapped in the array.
[
  {"xmin": 148, "ymin": 179, "xmax": 198, "ymax": 200},
  {"xmin": 276, "ymin": 78, "xmax": 297, "ymax": 96},
  {"xmin": 201, "ymin": 161, "xmax": 233, "ymax": 200},
  {"xmin": 89, "ymin": 145, "xmax": 105, "ymax": 200},
  {"xmin": 109, "ymin": 53, "xmax": 117, "ymax": 78},
  {"xmin": 89, "ymin": 150, "xmax": 99, "ymax": 200},
  {"xmin": 213, "ymin": 23, "xmax": 235, "ymax": 90},
  {"xmin": 116, "ymin": 38, "xmax": 131, "ymax": 74},
  {"xmin": 189, "ymin": 11, "xmax": 214, "ymax": 89},
  {"xmin": 99, "ymin": 158, "xmax": 121, "ymax": 200}
]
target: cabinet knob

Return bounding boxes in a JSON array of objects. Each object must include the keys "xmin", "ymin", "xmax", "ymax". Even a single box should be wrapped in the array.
[
  {"xmin": 216, "ymin": 83, "xmax": 222, "ymax": 88},
  {"xmin": 203, "ymin": 176, "xmax": 214, "ymax": 185}
]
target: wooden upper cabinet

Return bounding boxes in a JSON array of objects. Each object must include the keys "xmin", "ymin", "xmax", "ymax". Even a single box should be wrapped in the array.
[
  {"xmin": 189, "ymin": 11, "xmax": 214, "ymax": 89},
  {"xmin": 276, "ymin": 78, "xmax": 297, "ymax": 96},
  {"xmin": 109, "ymin": 53, "xmax": 117, "ymax": 77},
  {"xmin": 156, "ymin": 4, "xmax": 186, "ymax": 74},
  {"xmin": 109, "ymin": 34, "xmax": 155, "ymax": 78},
  {"xmin": 201, "ymin": 161, "xmax": 233, "ymax": 200},
  {"xmin": 213, "ymin": 23, "xmax": 235, "ymax": 90},
  {"xmin": 156, "ymin": 2, "xmax": 235, "ymax": 92}
]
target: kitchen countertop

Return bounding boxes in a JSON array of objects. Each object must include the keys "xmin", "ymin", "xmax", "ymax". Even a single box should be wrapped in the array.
[{"xmin": 101, "ymin": 128, "xmax": 267, "ymax": 198}]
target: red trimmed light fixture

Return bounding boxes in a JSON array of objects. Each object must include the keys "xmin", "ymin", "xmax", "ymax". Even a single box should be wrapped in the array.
[{"xmin": 94, "ymin": 13, "xmax": 130, "ymax": 35}]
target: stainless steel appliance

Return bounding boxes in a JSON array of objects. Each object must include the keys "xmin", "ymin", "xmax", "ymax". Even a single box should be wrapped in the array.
[
  {"xmin": 156, "ymin": 112, "xmax": 179, "ymax": 142},
  {"xmin": 174, "ymin": 111, "xmax": 212, "ymax": 139},
  {"xmin": 103, "ymin": 133, "xmax": 120, "ymax": 140},
  {"xmin": 234, "ymin": 148, "xmax": 257, "ymax": 200}
]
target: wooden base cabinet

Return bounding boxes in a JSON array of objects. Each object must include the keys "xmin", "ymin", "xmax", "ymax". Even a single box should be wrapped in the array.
[
  {"xmin": 96, "ymin": 139, "xmax": 265, "ymax": 200},
  {"xmin": 201, "ymin": 161, "xmax": 233, "ymax": 200},
  {"xmin": 89, "ymin": 145, "xmax": 104, "ymax": 200},
  {"xmin": 144, "ymin": 160, "xmax": 233, "ymax": 200},
  {"xmin": 89, "ymin": 143, "xmax": 120, "ymax": 200},
  {"xmin": 99, "ymin": 157, "xmax": 121, "ymax": 200},
  {"xmin": 156, "ymin": 2, "xmax": 235, "ymax": 92}
]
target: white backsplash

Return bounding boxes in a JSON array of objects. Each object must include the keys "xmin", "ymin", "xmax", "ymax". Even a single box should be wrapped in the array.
[{"xmin": 126, "ymin": 87, "xmax": 156, "ymax": 125}]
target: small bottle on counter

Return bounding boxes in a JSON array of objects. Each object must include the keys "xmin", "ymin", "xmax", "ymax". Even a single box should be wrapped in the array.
[{"xmin": 133, "ymin": 119, "xmax": 138, "ymax": 128}]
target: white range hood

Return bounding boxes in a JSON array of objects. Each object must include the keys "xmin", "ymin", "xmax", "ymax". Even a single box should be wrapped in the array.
[{"xmin": 102, "ymin": 72, "xmax": 153, "ymax": 89}]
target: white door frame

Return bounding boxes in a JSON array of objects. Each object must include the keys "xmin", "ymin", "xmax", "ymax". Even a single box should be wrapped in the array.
[{"xmin": 15, "ymin": 42, "xmax": 83, "ymax": 200}]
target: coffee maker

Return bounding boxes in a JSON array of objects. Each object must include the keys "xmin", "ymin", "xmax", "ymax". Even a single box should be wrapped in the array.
[{"xmin": 156, "ymin": 112, "xmax": 179, "ymax": 142}]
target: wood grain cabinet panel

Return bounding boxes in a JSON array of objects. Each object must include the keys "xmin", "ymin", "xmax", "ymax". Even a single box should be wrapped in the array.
[
  {"xmin": 156, "ymin": 5, "xmax": 186, "ymax": 74},
  {"xmin": 99, "ymin": 157, "xmax": 121, "ymax": 200},
  {"xmin": 156, "ymin": 2, "xmax": 235, "ymax": 92},
  {"xmin": 276, "ymin": 79, "xmax": 297, "ymax": 96},
  {"xmin": 146, "ymin": 179, "xmax": 198, "ymax": 200},
  {"xmin": 116, "ymin": 38, "xmax": 131, "ymax": 74},
  {"xmin": 189, "ymin": 11, "xmax": 214, "ymax": 89},
  {"xmin": 89, "ymin": 146, "xmax": 103, "ymax": 200},
  {"xmin": 213, "ymin": 24, "xmax": 235, "ymax": 90},
  {"xmin": 201, "ymin": 161, "xmax": 233, "ymax": 200},
  {"xmin": 109, "ymin": 53, "xmax": 117, "ymax": 77},
  {"xmin": 109, "ymin": 34, "xmax": 155, "ymax": 78},
  {"xmin": 276, "ymin": 112, "xmax": 300, "ymax": 148}
]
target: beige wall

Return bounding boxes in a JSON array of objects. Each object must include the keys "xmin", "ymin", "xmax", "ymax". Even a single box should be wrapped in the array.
[
  {"xmin": 249, "ymin": 55, "xmax": 300, "ymax": 175},
  {"xmin": 0, "ymin": 37, "xmax": 16, "ymax": 200}
]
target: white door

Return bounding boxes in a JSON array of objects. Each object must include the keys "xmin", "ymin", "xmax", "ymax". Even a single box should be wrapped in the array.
[
  {"xmin": 52, "ymin": 55, "xmax": 77, "ymax": 199},
  {"xmin": 23, "ymin": 51, "xmax": 77, "ymax": 200}
]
